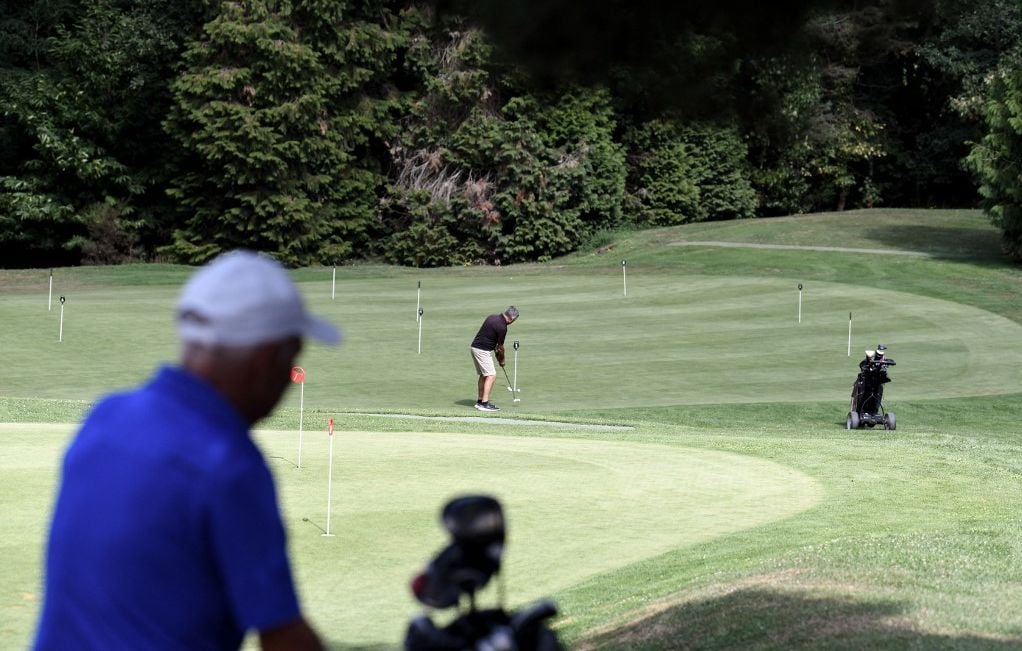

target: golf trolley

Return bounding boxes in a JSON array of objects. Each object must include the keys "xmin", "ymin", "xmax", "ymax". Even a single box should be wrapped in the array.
[
  {"xmin": 404, "ymin": 495, "xmax": 562, "ymax": 651},
  {"xmin": 846, "ymin": 344, "xmax": 897, "ymax": 430}
]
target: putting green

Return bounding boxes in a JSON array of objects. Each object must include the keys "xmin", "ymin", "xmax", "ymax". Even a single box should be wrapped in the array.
[
  {"xmin": 1, "ymin": 423, "xmax": 821, "ymax": 648},
  {"xmin": 4, "ymin": 273, "xmax": 1021, "ymax": 414},
  {"xmin": 264, "ymin": 429, "xmax": 822, "ymax": 646}
]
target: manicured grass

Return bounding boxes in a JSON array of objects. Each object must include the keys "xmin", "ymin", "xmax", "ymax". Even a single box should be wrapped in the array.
[
  {"xmin": 567, "ymin": 209, "xmax": 1022, "ymax": 325},
  {"xmin": 654, "ymin": 208, "xmax": 1001, "ymax": 260},
  {"xmin": 4, "ymin": 256, "xmax": 1021, "ymax": 410},
  {"xmin": 0, "ymin": 422, "xmax": 822, "ymax": 647},
  {"xmin": 2, "ymin": 209, "xmax": 1021, "ymax": 648}
]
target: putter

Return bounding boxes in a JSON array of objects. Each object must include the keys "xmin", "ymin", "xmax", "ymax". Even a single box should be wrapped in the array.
[{"xmin": 502, "ymin": 365, "xmax": 514, "ymax": 392}]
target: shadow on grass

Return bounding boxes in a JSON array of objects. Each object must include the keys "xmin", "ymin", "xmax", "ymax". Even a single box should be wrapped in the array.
[
  {"xmin": 579, "ymin": 394, "xmax": 1022, "ymax": 440},
  {"xmin": 299, "ymin": 516, "xmax": 327, "ymax": 535},
  {"xmin": 579, "ymin": 588, "xmax": 1018, "ymax": 650},
  {"xmin": 862, "ymin": 224, "xmax": 1004, "ymax": 264},
  {"xmin": 267, "ymin": 454, "xmax": 298, "ymax": 468}
]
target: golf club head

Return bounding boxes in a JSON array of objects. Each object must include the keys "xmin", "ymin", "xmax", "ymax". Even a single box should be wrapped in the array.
[
  {"xmin": 410, "ymin": 495, "xmax": 506, "ymax": 608},
  {"xmin": 442, "ymin": 495, "xmax": 505, "ymax": 548},
  {"xmin": 411, "ymin": 541, "xmax": 497, "ymax": 608},
  {"xmin": 507, "ymin": 385, "xmax": 514, "ymax": 392}
]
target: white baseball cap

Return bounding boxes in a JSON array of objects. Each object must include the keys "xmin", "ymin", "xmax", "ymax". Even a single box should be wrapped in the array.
[{"xmin": 176, "ymin": 250, "xmax": 340, "ymax": 347}]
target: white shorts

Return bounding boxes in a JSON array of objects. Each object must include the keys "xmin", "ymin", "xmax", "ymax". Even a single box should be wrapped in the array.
[{"xmin": 470, "ymin": 346, "xmax": 496, "ymax": 376}]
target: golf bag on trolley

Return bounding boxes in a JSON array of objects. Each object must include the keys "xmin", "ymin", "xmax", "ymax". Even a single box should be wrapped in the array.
[
  {"xmin": 404, "ymin": 495, "xmax": 562, "ymax": 651},
  {"xmin": 847, "ymin": 344, "xmax": 897, "ymax": 430}
]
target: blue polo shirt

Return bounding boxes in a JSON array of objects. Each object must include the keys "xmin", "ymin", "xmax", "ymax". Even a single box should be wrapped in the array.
[{"xmin": 34, "ymin": 366, "xmax": 301, "ymax": 650}]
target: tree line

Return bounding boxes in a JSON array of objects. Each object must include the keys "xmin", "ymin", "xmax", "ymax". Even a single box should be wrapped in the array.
[{"xmin": 1, "ymin": 0, "xmax": 1020, "ymax": 268}]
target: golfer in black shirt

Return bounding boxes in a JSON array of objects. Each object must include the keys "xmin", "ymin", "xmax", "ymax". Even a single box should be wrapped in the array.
[{"xmin": 469, "ymin": 306, "xmax": 519, "ymax": 411}]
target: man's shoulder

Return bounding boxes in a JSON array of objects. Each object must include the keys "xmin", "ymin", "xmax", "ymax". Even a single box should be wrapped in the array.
[
  {"xmin": 79, "ymin": 385, "xmax": 154, "ymax": 433},
  {"xmin": 77, "ymin": 373, "xmax": 257, "ymax": 476}
]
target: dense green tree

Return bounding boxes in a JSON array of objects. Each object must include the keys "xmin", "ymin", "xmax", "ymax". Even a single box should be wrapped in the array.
[
  {"xmin": 489, "ymin": 90, "xmax": 627, "ymax": 262},
  {"xmin": 437, "ymin": 0, "xmax": 848, "ymax": 112},
  {"xmin": 163, "ymin": 0, "xmax": 406, "ymax": 266},
  {"xmin": 2, "ymin": 0, "xmax": 1021, "ymax": 267},
  {"xmin": 856, "ymin": 0, "xmax": 1022, "ymax": 208},
  {"xmin": 679, "ymin": 124, "xmax": 757, "ymax": 220},
  {"xmin": 382, "ymin": 21, "xmax": 627, "ymax": 265},
  {"xmin": 919, "ymin": 0, "xmax": 1022, "ymax": 118},
  {"xmin": 738, "ymin": 5, "xmax": 897, "ymax": 216},
  {"xmin": 966, "ymin": 59, "xmax": 1022, "ymax": 261},
  {"xmin": 626, "ymin": 124, "xmax": 701, "ymax": 226},
  {"xmin": 0, "ymin": 0, "xmax": 209, "ymax": 266},
  {"xmin": 0, "ymin": 0, "xmax": 80, "ymax": 267},
  {"xmin": 625, "ymin": 120, "xmax": 755, "ymax": 225}
]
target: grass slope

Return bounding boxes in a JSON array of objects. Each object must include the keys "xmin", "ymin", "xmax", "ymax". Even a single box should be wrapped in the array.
[{"xmin": 2, "ymin": 208, "xmax": 1022, "ymax": 649}]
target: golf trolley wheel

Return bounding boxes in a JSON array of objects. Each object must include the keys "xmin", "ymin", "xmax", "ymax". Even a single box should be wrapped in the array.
[
  {"xmin": 884, "ymin": 412, "xmax": 896, "ymax": 431},
  {"xmin": 846, "ymin": 412, "xmax": 860, "ymax": 430}
]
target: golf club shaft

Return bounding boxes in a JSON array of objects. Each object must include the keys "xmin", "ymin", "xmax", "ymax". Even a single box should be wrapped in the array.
[{"xmin": 502, "ymin": 364, "xmax": 513, "ymax": 390}]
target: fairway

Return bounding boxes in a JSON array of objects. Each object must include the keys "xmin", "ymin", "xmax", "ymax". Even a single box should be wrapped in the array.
[
  {"xmin": 4, "ymin": 271, "xmax": 1022, "ymax": 410},
  {"xmin": 3, "ymin": 209, "xmax": 1022, "ymax": 649}
]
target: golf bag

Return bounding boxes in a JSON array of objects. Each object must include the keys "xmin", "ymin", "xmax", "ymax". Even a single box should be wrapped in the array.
[
  {"xmin": 404, "ymin": 495, "xmax": 562, "ymax": 651},
  {"xmin": 847, "ymin": 345, "xmax": 896, "ymax": 430}
]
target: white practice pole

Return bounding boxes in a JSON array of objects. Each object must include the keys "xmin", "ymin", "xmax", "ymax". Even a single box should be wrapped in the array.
[
  {"xmin": 513, "ymin": 347, "xmax": 518, "ymax": 392},
  {"xmin": 58, "ymin": 301, "xmax": 65, "ymax": 342},
  {"xmin": 797, "ymin": 283, "xmax": 803, "ymax": 324},
  {"xmin": 417, "ymin": 307, "xmax": 423, "ymax": 354},
  {"xmin": 416, "ymin": 281, "xmax": 421, "ymax": 321},
  {"xmin": 48, "ymin": 270, "xmax": 53, "ymax": 311},
  {"xmin": 323, "ymin": 418, "xmax": 336, "ymax": 537},
  {"xmin": 297, "ymin": 381, "xmax": 305, "ymax": 468},
  {"xmin": 847, "ymin": 312, "xmax": 852, "ymax": 357},
  {"xmin": 511, "ymin": 340, "xmax": 521, "ymax": 403},
  {"xmin": 331, "ymin": 266, "xmax": 336, "ymax": 300},
  {"xmin": 622, "ymin": 260, "xmax": 627, "ymax": 297}
]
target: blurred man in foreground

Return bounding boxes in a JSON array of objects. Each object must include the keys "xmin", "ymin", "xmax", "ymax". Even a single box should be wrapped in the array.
[{"xmin": 35, "ymin": 250, "xmax": 338, "ymax": 651}]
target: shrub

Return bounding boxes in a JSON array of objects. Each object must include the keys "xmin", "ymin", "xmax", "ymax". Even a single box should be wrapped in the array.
[
  {"xmin": 626, "ymin": 120, "xmax": 756, "ymax": 225},
  {"xmin": 966, "ymin": 60, "xmax": 1022, "ymax": 262}
]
